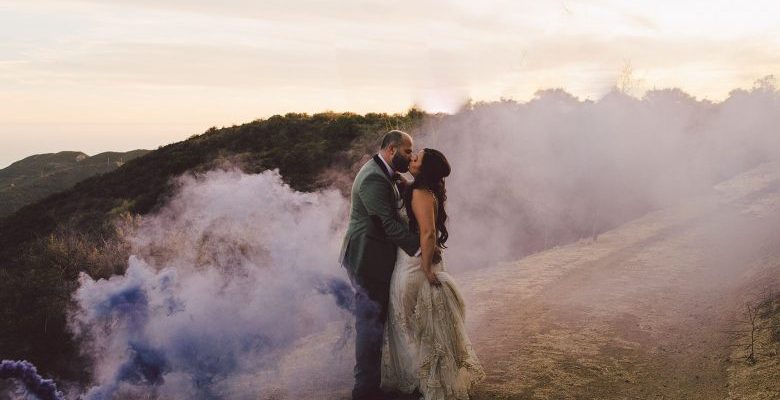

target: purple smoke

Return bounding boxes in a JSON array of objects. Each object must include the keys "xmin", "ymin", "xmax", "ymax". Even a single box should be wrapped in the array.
[
  {"xmin": 69, "ymin": 169, "xmax": 354, "ymax": 399},
  {"xmin": 0, "ymin": 360, "xmax": 63, "ymax": 400},
  {"xmin": 315, "ymin": 277, "xmax": 357, "ymax": 351},
  {"xmin": 75, "ymin": 268, "xmax": 176, "ymax": 400},
  {"xmin": 316, "ymin": 277, "xmax": 355, "ymax": 314}
]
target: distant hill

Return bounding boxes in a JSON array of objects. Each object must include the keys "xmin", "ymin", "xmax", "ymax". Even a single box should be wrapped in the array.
[{"xmin": 0, "ymin": 150, "xmax": 150, "ymax": 217}]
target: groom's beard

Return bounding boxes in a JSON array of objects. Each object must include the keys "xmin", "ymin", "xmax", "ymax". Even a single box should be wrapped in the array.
[{"xmin": 392, "ymin": 153, "xmax": 410, "ymax": 173}]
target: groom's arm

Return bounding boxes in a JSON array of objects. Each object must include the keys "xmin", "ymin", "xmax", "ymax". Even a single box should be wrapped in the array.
[{"xmin": 358, "ymin": 173, "xmax": 420, "ymax": 256}]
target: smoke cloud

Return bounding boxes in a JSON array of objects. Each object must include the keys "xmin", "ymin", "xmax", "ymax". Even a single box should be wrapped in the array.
[
  {"xmin": 69, "ymin": 169, "xmax": 354, "ymax": 399},
  {"xmin": 416, "ymin": 80, "xmax": 780, "ymax": 269},
  {"xmin": 0, "ymin": 360, "xmax": 64, "ymax": 400}
]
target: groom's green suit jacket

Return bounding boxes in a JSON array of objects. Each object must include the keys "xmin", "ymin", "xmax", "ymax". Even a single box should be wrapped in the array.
[{"xmin": 339, "ymin": 155, "xmax": 420, "ymax": 284}]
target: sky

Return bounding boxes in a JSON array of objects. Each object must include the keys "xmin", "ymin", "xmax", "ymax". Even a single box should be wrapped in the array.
[{"xmin": 1, "ymin": 0, "xmax": 779, "ymax": 168}]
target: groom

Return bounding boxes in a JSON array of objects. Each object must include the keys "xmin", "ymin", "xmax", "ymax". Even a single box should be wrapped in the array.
[{"xmin": 339, "ymin": 130, "xmax": 420, "ymax": 400}]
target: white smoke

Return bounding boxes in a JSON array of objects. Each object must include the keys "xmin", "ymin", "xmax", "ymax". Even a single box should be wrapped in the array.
[
  {"xmin": 417, "ymin": 81, "xmax": 780, "ymax": 269},
  {"xmin": 70, "ymin": 169, "xmax": 354, "ymax": 399}
]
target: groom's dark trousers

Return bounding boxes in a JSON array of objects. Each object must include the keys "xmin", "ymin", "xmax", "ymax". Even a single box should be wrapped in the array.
[{"xmin": 350, "ymin": 274, "xmax": 390, "ymax": 399}]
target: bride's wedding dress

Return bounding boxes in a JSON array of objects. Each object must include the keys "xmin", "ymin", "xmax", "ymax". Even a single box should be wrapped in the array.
[{"xmin": 381, "ymin": 208, "xmax": 485, "ymax": 400}]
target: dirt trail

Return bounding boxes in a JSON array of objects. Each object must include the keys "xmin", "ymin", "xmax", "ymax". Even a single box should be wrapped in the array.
[{"xmin": 461, "ymin": 163, "xmax": 780, "ymax": 399}]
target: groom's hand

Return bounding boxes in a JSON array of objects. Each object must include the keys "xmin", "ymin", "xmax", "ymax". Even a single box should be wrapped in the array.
[{"xmin": 392, "ymin": 172, "xmax": 409, "ymax": 189}]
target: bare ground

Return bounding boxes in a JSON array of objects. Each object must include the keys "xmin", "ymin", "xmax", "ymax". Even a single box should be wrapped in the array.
[{"xmin": 462, "ymin": 163, "xmax": 780, "ymax": 399}]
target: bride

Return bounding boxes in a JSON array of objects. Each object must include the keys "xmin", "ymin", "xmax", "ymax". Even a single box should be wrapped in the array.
[{"xmin": 381, "ymin": 148, "xmax": 485, "ymax": 400}]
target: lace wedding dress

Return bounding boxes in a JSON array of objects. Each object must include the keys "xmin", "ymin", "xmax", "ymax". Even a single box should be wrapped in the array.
[{"xmin": 381, "ymin": 207, "xmax": 485, "ymax": 400}]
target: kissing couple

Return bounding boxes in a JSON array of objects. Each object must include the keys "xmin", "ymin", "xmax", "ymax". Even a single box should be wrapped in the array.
[{"xmin": 339, "ymin": 130, "xmax": 485, "ymax": 400}]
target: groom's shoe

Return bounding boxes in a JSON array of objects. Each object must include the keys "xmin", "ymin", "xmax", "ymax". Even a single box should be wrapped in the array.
[
  {"xmin": 354, "ymin": 394, "xmax": 392, "ymax": 400},
  {"xmin": 398, "ymin": 390, "xmax": 422, "ymax": 400},
  {"xmin": 381, "ymin": 390, "xmax": 420, "ymax": 400},
  {"xmin": 353, "ymin": 388, "xmax": 392, "ymax": 400}
]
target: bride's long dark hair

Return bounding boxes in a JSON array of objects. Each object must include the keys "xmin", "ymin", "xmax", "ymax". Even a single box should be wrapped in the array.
[{"xmin": 404, "ymin": 148, "xmax": 451, "ymax": 254}]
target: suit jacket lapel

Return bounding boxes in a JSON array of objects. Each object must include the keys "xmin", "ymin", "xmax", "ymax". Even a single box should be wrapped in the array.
[
  {"xmin": 372, "ymin": 154, "xmax": 393, "ymax": 179},
  {"xmin": 372, "ymin": 154, "xmax": 401, "ymax": 201}
]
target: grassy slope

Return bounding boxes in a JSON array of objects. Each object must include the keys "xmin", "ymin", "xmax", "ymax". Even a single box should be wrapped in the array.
[{"xmin": 0, "ymin": 150, "xmax": 150, "ymax": 217}]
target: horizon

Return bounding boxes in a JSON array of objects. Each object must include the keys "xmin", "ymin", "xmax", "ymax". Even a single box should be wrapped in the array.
[
  {"xmin": 2, "ymin": 0, "xmax": 780, "ymax": 168},
  {"xmin": 0, "ymin": 82, "xmax": 776, "ymax": 169}
]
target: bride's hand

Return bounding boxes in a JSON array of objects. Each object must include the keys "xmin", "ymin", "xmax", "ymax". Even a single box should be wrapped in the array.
[{"xmin": 426, "ymin": 271, "xmax": 441, "ymax": 286}]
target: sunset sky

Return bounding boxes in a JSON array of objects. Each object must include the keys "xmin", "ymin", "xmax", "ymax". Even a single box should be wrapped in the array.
[{"xmin": 1, "ymin": 0, "xmax": 779, "ymax": 168}]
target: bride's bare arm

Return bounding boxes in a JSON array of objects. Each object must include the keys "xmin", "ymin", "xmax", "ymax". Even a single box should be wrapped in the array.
[{"xmin": 411, "ymin": 189, "xmax": 440, "ymax": 285}]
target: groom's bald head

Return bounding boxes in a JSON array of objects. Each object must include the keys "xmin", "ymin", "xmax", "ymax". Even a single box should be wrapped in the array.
[
  {"xmin": 380, "ymin": 130, "xmax": 413, "ymax": 173},
  {"xmin": 381, "ymin": 130, "xmax": 411, "ymax": 150}
]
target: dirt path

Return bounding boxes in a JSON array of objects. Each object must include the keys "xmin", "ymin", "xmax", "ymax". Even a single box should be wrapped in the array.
[{"xmin": 458, "ymin": 164, "xmax": 780, "ymax": 399}]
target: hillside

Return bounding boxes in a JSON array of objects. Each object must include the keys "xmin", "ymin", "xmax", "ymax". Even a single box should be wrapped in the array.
[
  {"xmin": 0, "ymin": 150, "xmax": 150, "ymax": 217},
  {"xmin": 0, "ymin": 110, "xmax": 426, "ymax": 382},
  {"xmin": 0, "ymin": 111, "xmax": 426, "ymax": 266}
]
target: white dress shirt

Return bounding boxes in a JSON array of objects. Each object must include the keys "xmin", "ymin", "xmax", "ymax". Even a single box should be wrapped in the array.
[{"xmin": 377, "ymin": 152, "xmax": 394, "ymax": 176}]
